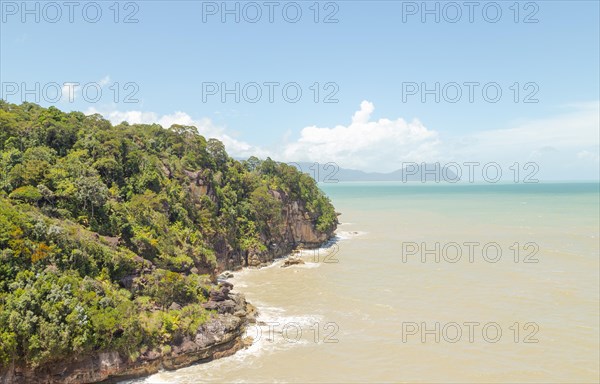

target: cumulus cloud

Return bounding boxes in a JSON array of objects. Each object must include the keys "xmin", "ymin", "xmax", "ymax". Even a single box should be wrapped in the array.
[{"xmin": 279, "ymin": 101, "xmax": 441, "ymax": 172}]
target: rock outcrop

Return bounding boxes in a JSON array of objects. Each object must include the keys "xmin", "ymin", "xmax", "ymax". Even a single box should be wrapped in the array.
[
  {"xmin": 0, "ymin": 287, "xmax": 255, "ymax": 384},
  {"xmin": 281, "ymin": 257, "xmax": 305, "ymax": 268},
  {"xmin": 219, "ymin": 191, "xmax": 337, "ymax": 271}
]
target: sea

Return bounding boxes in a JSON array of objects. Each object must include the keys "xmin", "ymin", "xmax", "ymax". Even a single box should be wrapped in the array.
[{"xmin": 130, "ymin": 182, "xmax": 600, "ymax": 383}]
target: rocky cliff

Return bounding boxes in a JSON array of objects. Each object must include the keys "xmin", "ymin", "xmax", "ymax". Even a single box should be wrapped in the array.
[
  {"xmin": 1, "ymin": 286, "xmax": 256, "ymax": 384},
  {"xmin": 223, "ymin": 190, "xmax": 337, "ymax": 270}
]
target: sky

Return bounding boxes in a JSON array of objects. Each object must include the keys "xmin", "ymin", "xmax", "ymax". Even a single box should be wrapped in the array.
[{"xmin": 1, "ymin": 0, "xmax": 599, "ymax": 180}]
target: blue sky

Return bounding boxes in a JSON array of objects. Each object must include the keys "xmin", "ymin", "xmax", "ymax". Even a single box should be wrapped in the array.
[{"xmin": 1, "ymin": 0, "xmax": 599, "ymax": 179}]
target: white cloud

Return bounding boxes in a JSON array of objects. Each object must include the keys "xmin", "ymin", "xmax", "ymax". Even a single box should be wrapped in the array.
[
  {"xmin": 577, "ymin": 150, "xmax": 600, "ymax": 163},
  {"xmin": 452, "ymin": 101, "xmax": 599, "ymax": 161},
  {"xmin": 98, "ymin": 75, "xmax": 111, "ymax": 87},
  {"xmin": 439, "ymin": 101, "xmax": 600, "ymax": 179},
  {"xmin": 61, "ymin": 75, "xmax": 111, "ymax": 103},
  {"xmin": 279, "ymin": 100, "xmax": 441, "ymax": 172},
  {"xmin": 61, "ymin": 83, "xmax": 79, "ymax": 103}
]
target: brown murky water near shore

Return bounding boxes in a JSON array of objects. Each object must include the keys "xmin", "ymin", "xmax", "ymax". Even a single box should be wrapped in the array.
[{"xmin": 133, "ymin": 183, "xmax": 599, "ymax": 383}]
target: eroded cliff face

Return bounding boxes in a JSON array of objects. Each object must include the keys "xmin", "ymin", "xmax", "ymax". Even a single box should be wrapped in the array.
[
  {"xmin": 222, "ymin": 190, "xmax": 337, "ymax": 270},
  {"xmin": 0, "ymin": 288, "xmax": 256, "ymax": 384},
  {"xmin": 186, "ymin": 171, "xmax": 337, "ymax": 273}
]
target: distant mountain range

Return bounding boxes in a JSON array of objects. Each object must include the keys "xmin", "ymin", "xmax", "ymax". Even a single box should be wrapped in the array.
[{"xmin": 288, "ymin": 162, "xmax": 458, "ymax": 182}]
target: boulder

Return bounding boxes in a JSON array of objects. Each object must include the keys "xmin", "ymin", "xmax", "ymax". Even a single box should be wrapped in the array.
[{"xmin": 281, "ymin": 257, "xmax": 305, "ymax": 268}]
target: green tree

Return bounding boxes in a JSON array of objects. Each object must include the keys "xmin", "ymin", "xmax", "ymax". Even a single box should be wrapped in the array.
[
  {"xmin": 207, "ymin": 138, "xmax": 227, "ymax": 168},
  {"xmin": 9, "ymin": 186, "xmax": 42, "ymax": 204}
]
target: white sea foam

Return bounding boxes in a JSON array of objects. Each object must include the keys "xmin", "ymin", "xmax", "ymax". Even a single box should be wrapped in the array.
[
  {"xmin": 296, "ymin": 262, "xmax": 321, "ymax": 269},
  {"xmin": 336, "ymin": 230, "xmax": 367, "ymax": 240},
  {"xmin": 138, "ymin": 302, "xmax": 321, "ymax": 384}
]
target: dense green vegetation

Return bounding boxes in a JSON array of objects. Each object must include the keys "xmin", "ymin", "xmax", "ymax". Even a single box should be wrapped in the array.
[{"xmin": 0, "ymin": 101, "xmax": 336, "ymax": 369}]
